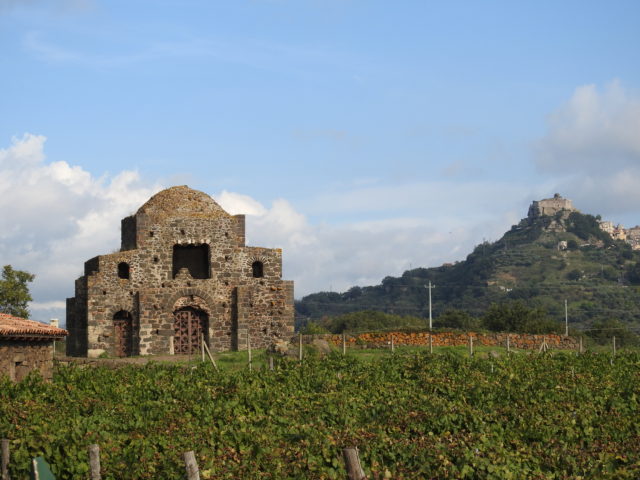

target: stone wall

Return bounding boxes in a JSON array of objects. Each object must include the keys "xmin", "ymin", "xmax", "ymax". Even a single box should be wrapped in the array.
[
  {"xmin": 0, "ymin": 340, "xmax": 55, "ymax": 381},
  {"xmin": 67, "ymin": 186, "xmax": 295, "ymax": 358},
  {"xmin": 299, "ymin": 331, "xmax": 579, "ymax": 350}
]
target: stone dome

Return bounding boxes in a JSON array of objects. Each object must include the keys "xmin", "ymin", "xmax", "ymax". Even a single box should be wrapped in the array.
[{"xmin": 136, "ymin": 185, "xmax": 229, "ymax": 220}]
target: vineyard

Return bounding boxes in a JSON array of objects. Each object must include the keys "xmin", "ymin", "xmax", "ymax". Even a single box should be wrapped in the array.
[{"xmin": 1, "ymin": 351, "xmax": 639, "ymax": 479}]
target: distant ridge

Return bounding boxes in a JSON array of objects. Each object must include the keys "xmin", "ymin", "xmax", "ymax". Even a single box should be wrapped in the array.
[{"xmin": 296, "ymin": 194, "xmax": 640, "ymax": 331}]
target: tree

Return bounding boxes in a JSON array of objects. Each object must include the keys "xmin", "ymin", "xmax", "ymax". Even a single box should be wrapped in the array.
[
  {"xmin": 322, "ymin": 310, "xmax": 425, "ymax": 333},
  {"xmin": 566, "ymin": 269, "xmax": 582, "ymax": 281},
  {"xmin": 566, "ymin": 239, "xmax": 578, "ymax": 250},
  {"xmin": 302, "ymin": 321, "xmax": 330, "ymax": 334},
  {"xmin": 435, "ymin": 309, "xmax": 480, "ymax": 331},
  {"xmin": 627, "ymin": 262, "xmax": 640, "ymax": 285},
  {"xmin": 482, "ymin": 301, "xmax": 556, "ymax": 334},
  {"xmin": 587, "ymin": 318, "xmax": 639, "ymax": 347},
  {"xmin": 0, "ymin": 265, "xmax": 35, "ymax": 318}
]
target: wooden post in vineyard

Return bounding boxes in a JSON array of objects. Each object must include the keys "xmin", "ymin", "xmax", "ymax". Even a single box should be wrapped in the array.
[
  {"xmin": 202, "ymin": 341, "xmax": 219, "ymax": 371},
  {"xmin": 506, "ymin": 334, "xmax": 510, "ymax": 354},
  {"xmin": 579, "ymin": 336, "xmax": 583, "ymax": 354},
  {"xmin": 247, "ymin": 333, "xmax": 253, "ymax": 372},
  {"xmin": 298, "ymin": 333, "xmax": 303, "ymax": 362},
  {"xmin": 183, "ymin": 451, "xmax": 200, "ymax": 480},
  {"xmin": 612, "ymin": 336, "xmax": 617, "ymax": 356},
  {"xmin": 201, "ymin": 334, "xmax": 205, "ymax": 363},
  {"xmin": 343, "ymin": 447, "xmax": 367, "ymax": 480},
  {"xmin": 469, "ymin": 335, "xmax": 474, "ymax": 357},
  {"xmin": 538, "ymin": 336, "xmax": 549, "ymax": 353},
  {"xmin": 342, "ymin": 332, "xmax": 346, "ymax": 355},
  {"xmin": 89, "ymin": 444, "xmax": 101, "ymax": 480},
  {"xmin": 1, "ymin": 438, "xmax": 10, "ymax": 480},
  {"xmin": 390, "ymin": 334, "xmax": 395, "ymax": 353},
  {"xmin": 429, "ymin": 333, "xmax": 433, "ymax": 354}
]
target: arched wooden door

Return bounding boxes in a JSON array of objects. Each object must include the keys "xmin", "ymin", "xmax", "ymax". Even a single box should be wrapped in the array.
[
  {"xmin": 113, "ymin": 311, "xmax": 135, "ymax": 357},
  {"xmin": 173, "ymin": 307, "xmax": 208, "ymax": 354}
]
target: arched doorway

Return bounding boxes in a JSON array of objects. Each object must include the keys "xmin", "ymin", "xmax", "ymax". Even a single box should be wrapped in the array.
[
  {"xmin": 113, "ymin": 310, "xmax": 136, "ymax": 357},
  {"xmin": 173, "ymin": 307, "xmax": 208, "ymax": 354}
]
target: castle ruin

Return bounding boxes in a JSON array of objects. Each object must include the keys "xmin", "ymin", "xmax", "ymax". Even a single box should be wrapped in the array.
[
  {"xmin": 527, "ymin": 193, "xmax": 576, "ymax": 219},
  {"xmin": 528, "ymin": 193, "xmax": 640, "ymax": 249},
  {"xmin": 66, "ymin": 186, "xmax": 294, "ymax": 358}
]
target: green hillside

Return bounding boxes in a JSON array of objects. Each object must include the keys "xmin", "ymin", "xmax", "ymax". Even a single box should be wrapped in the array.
[{"xmin": 296, "ymin": 208, "xmax": 640, "ymax": 335}]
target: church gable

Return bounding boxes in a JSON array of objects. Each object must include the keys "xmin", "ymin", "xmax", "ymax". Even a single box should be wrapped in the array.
[{"xmin": 66, "ymin": 186, "xmax": 294, "ymax": 358}]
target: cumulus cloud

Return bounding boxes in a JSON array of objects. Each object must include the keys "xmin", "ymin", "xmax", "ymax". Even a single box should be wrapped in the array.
[
  {"xmin": 536, "ymin": 80, "xmax": 640, "ymax": 173},
  {"xmin": 0, "ymin": 134, "xmax": 540, "ymax": 324},
  {"xmin": 217, "ymin": 187, "xmax": 528, "ymax": 297},
  {"xmin": 535, "ymin": 80, "xmax": 640, "ymax": 220},
  {"xmin": 0, "ymin": 134, "xmax": 161, "ymax": 321}
]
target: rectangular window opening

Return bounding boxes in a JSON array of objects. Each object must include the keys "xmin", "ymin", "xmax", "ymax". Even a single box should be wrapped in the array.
[{"xmin": 173, "ymin": 244, "xmax": 211, "ymax": 279}]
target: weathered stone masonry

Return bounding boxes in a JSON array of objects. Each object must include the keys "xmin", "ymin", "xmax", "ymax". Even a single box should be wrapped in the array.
[
  {"xmin": 0, "ymin": 313, "xmax": 68, "ymax": 382},
  {"xmin": 66, "ymin": 186, "xmax": 294, "ymax": 358}
]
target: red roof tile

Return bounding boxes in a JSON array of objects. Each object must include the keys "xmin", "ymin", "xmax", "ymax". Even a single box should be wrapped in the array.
[{"xmin": 0, "ymin": 313, "xmax": 68, "ymax": 338}]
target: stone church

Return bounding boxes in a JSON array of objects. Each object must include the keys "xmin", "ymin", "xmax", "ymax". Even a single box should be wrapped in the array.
[{"xmin": 66, "ymin": 186, "xmax": 294, "ymax": 358}]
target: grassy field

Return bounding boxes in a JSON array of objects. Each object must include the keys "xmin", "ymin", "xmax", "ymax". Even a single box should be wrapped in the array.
[{"xmin": 61, "ymin": 341, "xmax": 626, "ymax": 371}]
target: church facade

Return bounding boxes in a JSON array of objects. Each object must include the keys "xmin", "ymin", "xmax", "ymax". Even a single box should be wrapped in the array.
[{"xmin": 66, "ymin": 186, "xmax": 294, "ymax": 358}]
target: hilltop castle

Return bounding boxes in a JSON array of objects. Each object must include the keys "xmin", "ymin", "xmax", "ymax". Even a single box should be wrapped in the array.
[
  {"xmin": 66, "ymin": 186, "xmax": 295, "ymax": 358},
  {"xmin": 528, "ymin": 193, "xmax": 640, "ymax": 250},
  {"xmin": 527, "ymin": 193, "xmax": 576, "ymax": 219}
]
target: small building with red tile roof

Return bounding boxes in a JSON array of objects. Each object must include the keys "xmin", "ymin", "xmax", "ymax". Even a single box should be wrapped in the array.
[{"xmin": 0, "ymin": 313, "xmax": 68, "ymax": 382}]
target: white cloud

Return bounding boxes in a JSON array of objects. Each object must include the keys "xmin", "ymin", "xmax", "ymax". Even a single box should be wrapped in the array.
[
  {"xmin": 0, "ymin": 134, "xmax": 161, "ymax": 322},
  {"xmin": 216, "ymin": 190, "xmax": 268, "ymax": 216},
  {"xmin": 30, "ymin": 300, "xmax": 66, "ymax": 311},
  {"xmin": 216, "ymin": 187, "xmax": 529, "ymax": 297},
  {"xmin": 536, "ymin": 80, "xmax": 640, "ymax": 173},
  {"xmin": 0, "ymin": 134, "xmax": 544, "ymax": 325},
  {"xmin": 535, "ymin": 80, "xmax": 640, "ymax": 222}
]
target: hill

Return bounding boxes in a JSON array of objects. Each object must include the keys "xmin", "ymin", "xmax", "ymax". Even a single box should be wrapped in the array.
[{"xmin": 296, "ymin": 195, "xmax": 640, "ymax": 334}]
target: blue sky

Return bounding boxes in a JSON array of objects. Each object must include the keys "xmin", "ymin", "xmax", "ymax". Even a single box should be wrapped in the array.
[{"xmin": 1, "ymin": 0, "xmax": 639, "ymax": 322}]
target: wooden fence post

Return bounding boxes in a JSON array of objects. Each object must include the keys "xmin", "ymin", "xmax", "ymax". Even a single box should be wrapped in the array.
[
  {"xmin": 298, "ymin": 333, "xmax": 303, "ymax": 362},
  {"xmin": 183, "ymin": 451, "xmax": 200, "ymax": 480},
  {"xmin": 247, "ymin": 333, "xmax": 252, "ymax": 372},
  {"xmin": 612, "ymin": 336, "xmax": 617, "ymax": 356},
  {"xmin": 1, "ymin": 438, "xmax": 10, "ymax": 480},
  {"xmin": 342, "ymin": 333, "xmax": 346, "ymax": 355},
  {"xmin": 506, "ymin": 334, "xmax": 510, "ymax": 353},
  {"xmin": 201, "ymin": 334, "xmax": 205, "ymax": 363},
  {"xmin": 269, "ymin": 356, "xmax": 274, "ymax": 371},
  {"xmin": 343, "ymin": 447, "xmax": 367, "ymax": 480},
  {"xmin": 429, "ymin": 333, "xmax": 433, "ymax": 354},
  {"xmin": 538, "ymin": 336, "xmax": 548, "ymax": 353},
  {"xmin": 89, "ymin": 444, "xmax": 101, "ymax": 480},
  {"xmin": 202, "ymin": 341, "xmax": 219, "ymax": 371},
  {"xmin": 390, "ymin": 335, "xmax": 395, "ymax": 353},
  {"xmin": 469, "ymin": 335, "xmax": 473, "ymax": 357}
]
